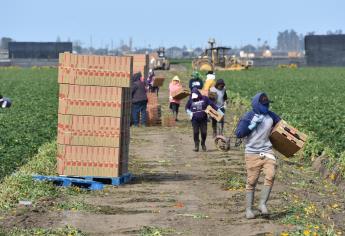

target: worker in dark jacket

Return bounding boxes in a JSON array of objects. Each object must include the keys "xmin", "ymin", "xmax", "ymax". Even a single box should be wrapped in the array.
[
  {"xmin": 131, "ymin": 72, "xmax": 148, "ymax": 127},
  {"xmin": 185, "ymin": 88, "xmax": 219, "ymax": 152},
  {"xmin": 189, "ymin": 71, "xmax": 204, "ymax": 91},
  {"xmin": 0, "ymin": 95, "xmax": 11, "ymax": 108},
  {"xmin": 235, "ymin": 92, "xmax": 280, "ymax": 219}
]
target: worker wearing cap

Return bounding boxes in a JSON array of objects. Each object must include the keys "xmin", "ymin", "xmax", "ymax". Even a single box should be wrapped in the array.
[
  {"xmin": 185, "ymin": 88, "xmax": 219, "ymax": 152},
  {"xmin": 0, "ymin": 95, "xmax": 11, "ymax": 108},
  {"xmin": 189, "ymin": 71, "xmax": 204, "ymax": 91},
  {"xmin": 235, "ymin": 92, "xmax": 281, "ymax": 219},
  {"xmin": 169, "ymin": 76, "xmax": 183, "ymax": 121}
]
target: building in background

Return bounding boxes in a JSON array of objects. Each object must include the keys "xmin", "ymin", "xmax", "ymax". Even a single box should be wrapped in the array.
[
  {"xmin": 305, "ymin": 35, "xmax": 345, "ymax": 66},
  {"xmin": 8, "ymin": 42, "xmax": 72, "ymax": 59}
]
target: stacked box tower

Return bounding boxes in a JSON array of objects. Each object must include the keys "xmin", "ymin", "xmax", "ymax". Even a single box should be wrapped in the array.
[{"xmin": 57, "ymin": 52, "xmax": 133, "ymax": 177}]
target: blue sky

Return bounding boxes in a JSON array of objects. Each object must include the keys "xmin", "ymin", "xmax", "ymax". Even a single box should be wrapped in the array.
[{"xmin": 1, "ymin": 0, "xmax": 344, "ymax": 48}]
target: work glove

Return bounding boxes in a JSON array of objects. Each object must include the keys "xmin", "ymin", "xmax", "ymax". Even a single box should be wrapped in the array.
[
  {"xmin": 248, "ymin": 114, "xmax": 264, "ymax": 130},
  {"xmin": 186, "ymin": 109, "xmax": 193, "ymax": 120}
]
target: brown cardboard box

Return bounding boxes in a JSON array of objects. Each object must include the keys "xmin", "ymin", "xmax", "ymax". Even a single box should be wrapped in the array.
[
  {"xmin": 205, "ymin": 105, "xmax": 223, "ymax": 122},
  {"xmin": 270, "ymin": 120, "xmax": 308, "ymax": 157},
  {"xmin": 56, "ymin": 53, "xmax": 132, "ymax": 178},
  {"xmin": 152, "ymin": 77, "xmax": 165, "ymax": 87},
  {"xmin": 171, "ymin": 87, "xmax": 190, "ymax": 100},
  {"xmin": 57, "ymin": 144, "xmax": 121, "ymax": 177},
  {"xmin": 57, "ymin": 114, "xmax": 122, "ymax": 147}
]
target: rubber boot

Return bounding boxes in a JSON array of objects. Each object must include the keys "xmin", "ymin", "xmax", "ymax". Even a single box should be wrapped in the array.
[
  {"xmin": 212, "ymin": 127, "xmax": 217, "ymax": 138},
  {"xmin": 201, "ymin": 141, "xmax": 207, "ymax": 152},
  {"xmin": 193, "ymin": 142, "xmax": 199, "ymax": 152},
  {"xmin": 246, "ymin": 191, "xmax": 255, "ymax": 219},
  {"xmin": 258, "ymin": 186, "xmax": 272, "ymax": 215}
]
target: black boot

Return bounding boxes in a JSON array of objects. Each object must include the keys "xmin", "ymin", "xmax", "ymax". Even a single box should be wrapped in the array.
[
  {"xmin": 201, "ymin": 142, "xmax": 207, "ymax": 152},
  {"xmin": 193, "ymin": 142, "xmax": 199, "ymax": 152}
]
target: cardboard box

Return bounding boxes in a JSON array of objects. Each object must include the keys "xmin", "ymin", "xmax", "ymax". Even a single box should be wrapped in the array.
[
  {"xmin": 152, "ymin": 77, "xmax": 165, "ymax": 87},
  {"xmin": 58, "ymin": 53, "xmax": 133, "ymax": 88},
  {"xmin": 205, "ymin": 105, "xmax": 223, "ymax": 122},
  {"xmin": 270, "ymin": 120, "xmax": 308, "ymax": 157},
  {"xmin": 57, "ymin": 144, "xmax": 121, "ymax": 177},
  {"xmin": 171, "ymin": 87, "xmax": 190, "ymax": 100},
  {"xmin": 57, "ymin": 114, "xmax": 123, "ymax": 147}
]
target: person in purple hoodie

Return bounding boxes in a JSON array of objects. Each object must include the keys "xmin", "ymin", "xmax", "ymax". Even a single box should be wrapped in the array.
[
  {"xmin": 185, "ymin": 88, "xmax": 219, "ymax": 152},
  {"xmin": 235, "ymin": 92, "xmax": 281, "ymax": 219}
]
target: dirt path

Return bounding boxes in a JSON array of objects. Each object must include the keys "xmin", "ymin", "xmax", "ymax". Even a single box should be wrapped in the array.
[{"xmin": 1, "ymin": 66, "xmax": 344, "ymax": 235}]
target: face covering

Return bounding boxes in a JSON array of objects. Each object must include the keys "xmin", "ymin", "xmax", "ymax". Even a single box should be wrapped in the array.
[{"xmin": 258, "ymin": 103, "xmax": 269, "ymax": 114}]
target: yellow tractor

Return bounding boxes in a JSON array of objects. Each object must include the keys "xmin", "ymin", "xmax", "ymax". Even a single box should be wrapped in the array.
[{"xmin": 192, "ymin": 39, "xmax": 253, "ymax": 71}]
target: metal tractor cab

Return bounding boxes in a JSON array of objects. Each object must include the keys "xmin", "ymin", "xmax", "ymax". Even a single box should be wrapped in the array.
[
  {"xmin": 193, "ymin": 39, "xmax": 253, "ymax": 71},
  {"xmin": 154, "ymin": 47, "xmax": 170, "ymax": 70}
]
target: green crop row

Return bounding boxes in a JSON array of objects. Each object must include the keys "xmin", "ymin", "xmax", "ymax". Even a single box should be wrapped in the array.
[
  {"xmin": 218, "ymin": 67, "xmax": 345, "ymax": 160},
  {"xmin": 0, "ymin": 68, "xmax": 58, "ymax": 179}
]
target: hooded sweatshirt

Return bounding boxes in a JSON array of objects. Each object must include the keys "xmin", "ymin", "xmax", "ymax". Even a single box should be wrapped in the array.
[
  {"xmin": 169, "ymin": 81, "xmax": 182, "ymax": 104},
  {"xmin": 189, "ymin": 78, "xmax": 204, "ymax": 91},
  {"xmin": 235, "ymin": 92, "xmax": 280, "ymax": 154},
  {"xmin": 131, "ymin": 73, "xmax": 148, "ymax": 103},
  {"xmin": 185, "ymin": 88, "xmax": 218, "ymax": 123},
  {"xmin": 203, "ymin": 74, "xmax": 216, "ymax": 91}
]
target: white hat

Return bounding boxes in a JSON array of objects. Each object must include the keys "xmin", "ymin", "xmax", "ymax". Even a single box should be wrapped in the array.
[
  {"xmin": 172, "ymin": 76, "xmax": 180, "ymax": 82},
  {"xmin": 192, "ymin": 93, "xmax": 198, "ymax": 99}
]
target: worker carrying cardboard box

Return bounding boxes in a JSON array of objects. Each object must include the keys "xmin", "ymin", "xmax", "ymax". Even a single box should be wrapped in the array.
[
  {"xmin": 235, "ymin": 92, "xmax": 281, "ymax": 219},
  {"xmin": 209, "ymin": 79, "xmax": 228, "ymax": 137},
  {"xmin": 185, "ymin": 88, "xmax": 220, "ymax": 152},
  {"xmin": 168, "ymin": 76, "xmax": 183, "ymax": 121}
]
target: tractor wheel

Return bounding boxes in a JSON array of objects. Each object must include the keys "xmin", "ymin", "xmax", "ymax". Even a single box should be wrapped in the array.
[{"xmin": 198, "ymin": 61, "xmax": 213, "ymax": 71}]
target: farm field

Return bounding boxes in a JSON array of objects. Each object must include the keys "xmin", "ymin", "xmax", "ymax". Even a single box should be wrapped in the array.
[
  {"xmin": 0, "ymin": 68, "xmax": 58, "ymax": 179},
  {"xmin": 219, "ymin": 68, "xmax": 345, "ymax": 158},
  {"xmin": 0, "ymin": 65, "xmax": 344, "ymax": 235}
]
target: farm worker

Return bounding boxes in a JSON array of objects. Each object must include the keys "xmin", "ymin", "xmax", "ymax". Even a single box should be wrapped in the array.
[
  {"xmin": 185, "ymin": 88, "xmax": 219, "ymax": 152},
  {"xmin": 0, "ymin": 95, "xmax": 11, "ymax": 108},
  {"xmin": 131, "ymin": 72, "xmax": 148, "ymax": 127},
  {"xmin": 235, "ymin": 92, "xmax": 280, "ymax": 219},
  {"xmin": 147, "ymin": 69, "xmax": 159, "ymax": 96},
  {"xmin": 188, "ymin": 71, "xmax": 204, "ymax": 91},
  {"xmin": 169, "ymin": 76, "xmax": 183, "ymax": 121},
  {"xmin": 209, "ymin": 79, "xmax": 228, "ymax": 137},
  {"xmin": 202, "ymin": 71, "xmax": 216, "ymax": 91}
]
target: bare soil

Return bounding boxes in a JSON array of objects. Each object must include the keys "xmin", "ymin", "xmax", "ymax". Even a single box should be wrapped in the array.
[{"xmin": 0, "ymin": 66, "xmax": 344, "ymax": 235}]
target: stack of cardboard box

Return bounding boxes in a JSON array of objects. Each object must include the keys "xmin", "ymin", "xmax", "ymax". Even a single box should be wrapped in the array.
[
  {"xmin": 146, "ymin": 93, "xmax": 161, "ymax": 126},
  {"xmin": 127, "ymin": 54, "xmax": 149, "ymax": 79},
  {"xmin": 57, "ymin": 52, "xmax": 132, "ymax": 177}
]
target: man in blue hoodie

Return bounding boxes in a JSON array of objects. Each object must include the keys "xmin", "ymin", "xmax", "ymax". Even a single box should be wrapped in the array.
[
  {"xmin": 235, "ymin": 92, "xmax": 280, "ymax": 219},
  {"xmin": 185, "ymin": 88, "xmax": 219, "ymax": 152}
]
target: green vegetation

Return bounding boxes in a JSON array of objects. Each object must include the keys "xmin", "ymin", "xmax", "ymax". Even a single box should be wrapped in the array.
[
  {"xmin": 0, "ymin": 225, "xmax": 86, "ymax": 236},
  {"xmin": 139, "ymin": 226, "xmax": 175, "ymax": 236},
  {"xmin": 0, "ymin": 67, "xmax": 58, "ymax": 179},
  {"xmin": 219, "ymin": 68, "xmax": 345, "ymax": 161},
  {"xmin": 0, "ymin": 141, "xmax": 59, "ymax": 210}
]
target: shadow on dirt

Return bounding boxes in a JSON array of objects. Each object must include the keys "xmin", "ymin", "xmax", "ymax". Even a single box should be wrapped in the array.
[{"xmin": 130, "ymin": 172, "xmax": 194, "ymax": 184}]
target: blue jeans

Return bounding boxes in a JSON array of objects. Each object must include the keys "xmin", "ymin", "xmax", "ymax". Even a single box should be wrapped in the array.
[{"xmin": 132, "ymin": 100, "xmax": 147, "ymax": 126}]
